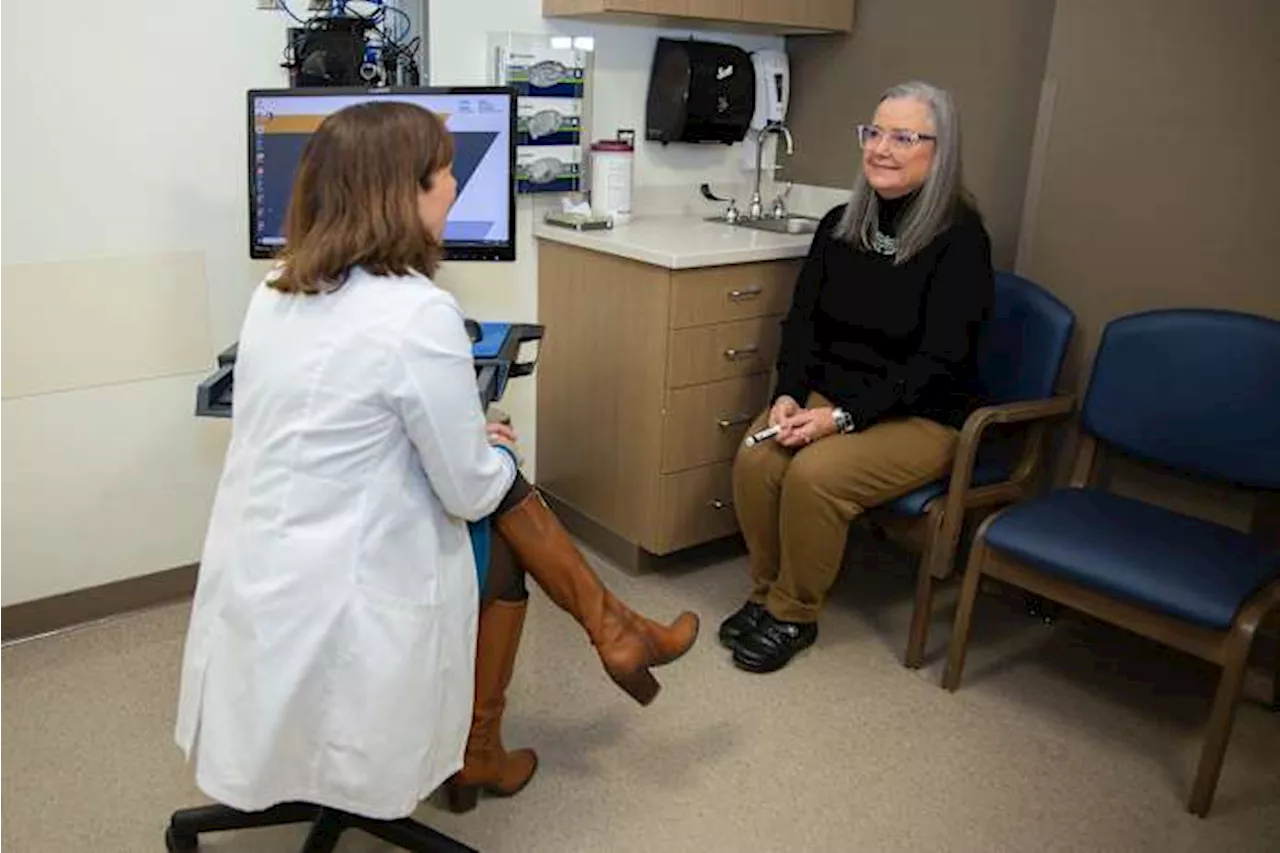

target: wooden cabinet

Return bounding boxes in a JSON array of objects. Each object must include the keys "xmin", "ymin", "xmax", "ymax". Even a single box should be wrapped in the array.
[
  {"xmin": 535, "ymin": 240, "xmax": 800, "ymax": 562},
  {"xmin": 688, "ymin": 0, "xmax": 742, "ymax": 19},
  {"xmin": 598, "ymin": 0, "xmax": 724, "ymax": 16},
  {"xmin": 543, "ymin": 0, "xmax": 735, "ymax": 20},
  {"xmin": 543, "ymin": 0, "xmax": 854, "ymax": 33},
  {"xmin": 739, "ymin": 0, "xmax": 854, "ymax": 31}
]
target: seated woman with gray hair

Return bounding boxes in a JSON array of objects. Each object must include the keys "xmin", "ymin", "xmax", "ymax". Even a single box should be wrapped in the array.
[{"xmin": 721, "ymin": 80, "xmax": 995, "ymax": 674}]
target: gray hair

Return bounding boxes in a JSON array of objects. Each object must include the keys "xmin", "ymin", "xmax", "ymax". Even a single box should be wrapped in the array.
[{"xmin": 835, "ymin": 80, "xmax": 968, "ymax": 264}]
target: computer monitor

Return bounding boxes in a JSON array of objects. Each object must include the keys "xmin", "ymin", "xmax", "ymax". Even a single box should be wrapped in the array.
[{"xmin": 248, "ymin": 86, "xmax": 517, "ymax": 262}]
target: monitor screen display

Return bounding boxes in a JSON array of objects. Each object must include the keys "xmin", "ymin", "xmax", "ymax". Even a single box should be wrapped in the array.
[{"xmin": 248, "ymin": 87, "xmax": 516, "ymax": 261}]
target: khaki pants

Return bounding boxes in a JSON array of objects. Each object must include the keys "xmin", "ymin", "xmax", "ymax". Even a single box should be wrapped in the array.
[{"xmin": 732, "ymin": 392, "xmax": 958, "ymax": 623}]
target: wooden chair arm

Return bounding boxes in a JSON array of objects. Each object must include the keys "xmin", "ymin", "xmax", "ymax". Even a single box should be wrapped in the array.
[
  {"xmin": 934, "ymin": 395, "xmax": 1077, "ymax": 571},
  {"xmin": 963, "ymin": 396, "xmax": 1078, "ymax": 434},
  {"xmin": 944, "ymin": 396, "xmax": 1076, "ymax": 508}
]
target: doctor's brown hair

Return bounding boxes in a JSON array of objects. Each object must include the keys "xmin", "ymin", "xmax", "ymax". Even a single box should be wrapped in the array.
[{"xmin": 270, "ymin": 101, "xmax": 455, "ymax": 294}]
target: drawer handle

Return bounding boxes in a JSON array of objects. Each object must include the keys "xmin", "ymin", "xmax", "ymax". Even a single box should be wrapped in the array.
[
  {"xmin": 723, "ymin": 344, "xmax": 759, "ymax": 360},
  {"xmin": 728, "ymin": 286, "xmax": 763, "ymax": 301},
  {"xmin": 716, "ymin": 414, "xmax": 753, "ymax": 429},
  {"xmin": 708, "ymin": 498, "xmax": 734, "ymax": 511}
]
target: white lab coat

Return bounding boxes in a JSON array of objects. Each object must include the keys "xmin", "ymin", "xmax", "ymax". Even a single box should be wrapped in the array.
[{"xmin": 174, "ymin": 267, "xmax": 516, "ymax": 819}]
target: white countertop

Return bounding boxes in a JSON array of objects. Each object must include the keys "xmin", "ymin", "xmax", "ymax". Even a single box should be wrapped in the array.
[{"xmin": 532, "ymin": 214, "xmax": 815, "ymax": 269}]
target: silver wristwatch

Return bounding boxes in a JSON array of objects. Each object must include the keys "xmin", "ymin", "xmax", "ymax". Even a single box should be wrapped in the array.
[{"xmin": 832, "ymin": 407, "xmax": 856, "ymax": 434}]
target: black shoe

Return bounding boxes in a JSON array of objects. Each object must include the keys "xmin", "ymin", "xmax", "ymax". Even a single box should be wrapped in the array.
[
  {"xmin": 731, "ymin": 612, "xmax": 818, "ymax": 673},
  {"xmin": 718, "ymin": 601, "xmax": 766, "ymax": 649}
]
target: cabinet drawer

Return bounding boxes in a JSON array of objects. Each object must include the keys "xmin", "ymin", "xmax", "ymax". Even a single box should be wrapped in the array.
[
  {"xmin": 669, "ymin": 260, "xmax": 799, "ymax": 329},
  {"xmin": 654, "ymin": 462, "xmax": 739, "ymax": 553},
  {"xmin": 667, "ymin": 315, "xmax": 782, "ymax": 388},
  {"xmin": 662, "ymin": 375, "xmax": 769, "ymax": 473}
]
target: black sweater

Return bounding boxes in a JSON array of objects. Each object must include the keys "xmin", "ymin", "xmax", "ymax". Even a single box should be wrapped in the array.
[{"xmin": 773, "ymin": 198, "xmax": 994, "ymax": 430}]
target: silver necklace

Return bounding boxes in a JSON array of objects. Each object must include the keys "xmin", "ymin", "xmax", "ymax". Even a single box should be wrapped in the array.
[{"xmin": 872, "ymin": 229, "xmax": 898, "ymax": 256}]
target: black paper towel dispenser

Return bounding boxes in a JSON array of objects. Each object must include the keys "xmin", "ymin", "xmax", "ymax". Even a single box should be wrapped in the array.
[{"xmin": 645, "ymin": 38, "xmax": 756, "ymax": 145}]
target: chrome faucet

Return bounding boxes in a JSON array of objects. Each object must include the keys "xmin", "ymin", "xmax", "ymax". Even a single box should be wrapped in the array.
[
  {"xmin": 749, "ymin": 121, "xmax": 795, "ymax": 220},
  {"xmin": 770, "ymin": 181, "xmax": 794, "ymax": 220}
]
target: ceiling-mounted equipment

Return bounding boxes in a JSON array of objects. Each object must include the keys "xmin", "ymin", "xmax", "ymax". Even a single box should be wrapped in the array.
[
  {"xmin": 282, "ymin": 2, "xmax": 422, "ymax": 88},
  {"xmin": 289, "ymin": 16, "xmax": 373, "ymax": 86}
]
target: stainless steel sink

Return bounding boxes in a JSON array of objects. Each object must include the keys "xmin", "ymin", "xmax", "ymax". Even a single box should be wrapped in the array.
[
  {"xmin": 707, "ymin": 214, "xmax": 821, "ymax": 235},
  {"xmin": 740, "ymin": 215, "xmax": 821, "ymax": 234}
]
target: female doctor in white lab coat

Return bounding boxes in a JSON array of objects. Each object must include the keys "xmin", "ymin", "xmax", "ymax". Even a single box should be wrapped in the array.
[{"xmin": 174, "ymin": 102, "xmax": 699, "ymax": 822}]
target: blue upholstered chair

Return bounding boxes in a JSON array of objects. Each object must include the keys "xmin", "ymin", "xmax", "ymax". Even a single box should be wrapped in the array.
[
  {"xmin": 876, "ymin": 271, "xmax": 1076, "ymax": 669},
  {"xmin": 942, "ymin": 308, "xmax": 1280, "ymax": 817}
]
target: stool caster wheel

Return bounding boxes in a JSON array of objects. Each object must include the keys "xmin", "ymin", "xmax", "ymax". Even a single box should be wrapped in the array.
[{"xmin": 166, "ymin": 825, "xmax": 198, "ymax": 853}]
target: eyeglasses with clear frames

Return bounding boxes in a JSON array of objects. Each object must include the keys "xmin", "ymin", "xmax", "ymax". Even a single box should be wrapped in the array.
[{"xmin": 856, "ymin": 124, "xmax": 937, "ymax": 152}]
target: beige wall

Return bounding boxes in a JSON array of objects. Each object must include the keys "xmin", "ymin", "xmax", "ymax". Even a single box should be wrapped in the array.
[
  {"xmin": 0, "ymin": 2, "xmax": 289, "ymax": 608},
  {"xmin": 783, "ymin": 0, "xmax": 1057, "ymax": 267},
  {"xmin": 1022, "ymin": 0, "xmax": 1280, "ymax": 528},
  {"xmin": 1023, "ymin": 0, "xmax": 1280, "ymax": 370}
]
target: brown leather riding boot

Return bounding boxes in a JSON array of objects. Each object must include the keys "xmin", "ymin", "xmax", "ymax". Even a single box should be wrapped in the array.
[
  {"xmin": 445, "ymin": 599, "xmax": 538, "ymax": 814},
  {"xmin": 494, "ymin": 490, "xmax": 700, "ymax": 705}
]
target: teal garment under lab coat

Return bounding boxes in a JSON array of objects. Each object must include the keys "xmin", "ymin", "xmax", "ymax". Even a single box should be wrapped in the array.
[
  {"xmin": 468, "ymin": 518, "xmax": 491, "ymax": 593},
  {"xmin": 467, "ymin": 444, "xmax": 518, "ymax": 594}
]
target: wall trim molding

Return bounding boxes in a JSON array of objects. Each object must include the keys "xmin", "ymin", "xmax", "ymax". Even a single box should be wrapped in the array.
[{"xmin": 2, "ymin": 564, "xmax": 198, "ymax": 643}]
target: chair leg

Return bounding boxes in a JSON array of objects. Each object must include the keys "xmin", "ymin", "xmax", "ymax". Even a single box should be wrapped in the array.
[
  {"xmin": 349, "ymin": 814, "xmax": 481, "ymax": 853},
  {"xmin": 166, "ymin": 803, "xmax": 320, "ymax": 852},
  {"xmin": 905, "ymin": 505, "xmax": 950, "ymax": 670},
  {"xmin": 905, "ymin": 567, "xmax": 935, "ymax": 669},
  {"xmin": 942, "ymin": 539, "xmax": 988, "ymax": 691},
  {"xmin": 166, "ymin": 802, "xmax": 479, "ymax": 853},
  {"xmin": 301, "ymin": 810, "xmax": 347, "ymax": 853},
  {"xmin": 1187, "ymin": 633, "xmax": 1254, "ymax": 817}
]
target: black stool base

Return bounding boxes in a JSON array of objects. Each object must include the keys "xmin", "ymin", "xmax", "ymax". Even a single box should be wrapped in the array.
[{"xmin": 165, "ymin": 801, "xmax": 477, "ymax": 853}]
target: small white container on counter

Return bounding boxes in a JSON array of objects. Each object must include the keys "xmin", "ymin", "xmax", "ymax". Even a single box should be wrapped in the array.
[{"xmin": 589, "ymin": 135, "xmax": 634, "ymax": 223}]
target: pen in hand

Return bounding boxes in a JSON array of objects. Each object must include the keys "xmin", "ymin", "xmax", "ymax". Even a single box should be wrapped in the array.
[{"xmin": 743, "ymin": 424, "xmax": 782, "ymax": 447}]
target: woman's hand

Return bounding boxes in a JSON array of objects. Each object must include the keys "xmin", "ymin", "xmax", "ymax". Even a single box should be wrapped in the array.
[
  {"xmin": 486, "ymin": 422, "xmax": 521, "ymax": 460},
  {"xmin": 777, "ymin": 406, "xmax": 839, "ymax": 448},
  {"xmin": 768, "ymin": 395, "xmax": 801, "ymax": 428}
]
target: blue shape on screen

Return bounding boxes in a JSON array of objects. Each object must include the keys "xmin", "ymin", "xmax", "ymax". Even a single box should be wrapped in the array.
[
  {"xmin": 445, "ymin": 221, "xmax": 497, "ymax": 240},
  {"xmin": 453, "ymin": 132, "xmax": 498, "ymax": 196}
]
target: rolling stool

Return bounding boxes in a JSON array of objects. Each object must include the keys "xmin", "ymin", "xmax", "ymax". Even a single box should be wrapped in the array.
[{"xmin": 165, "ymin": 801, "xmax": 478, "ymax": 852}]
